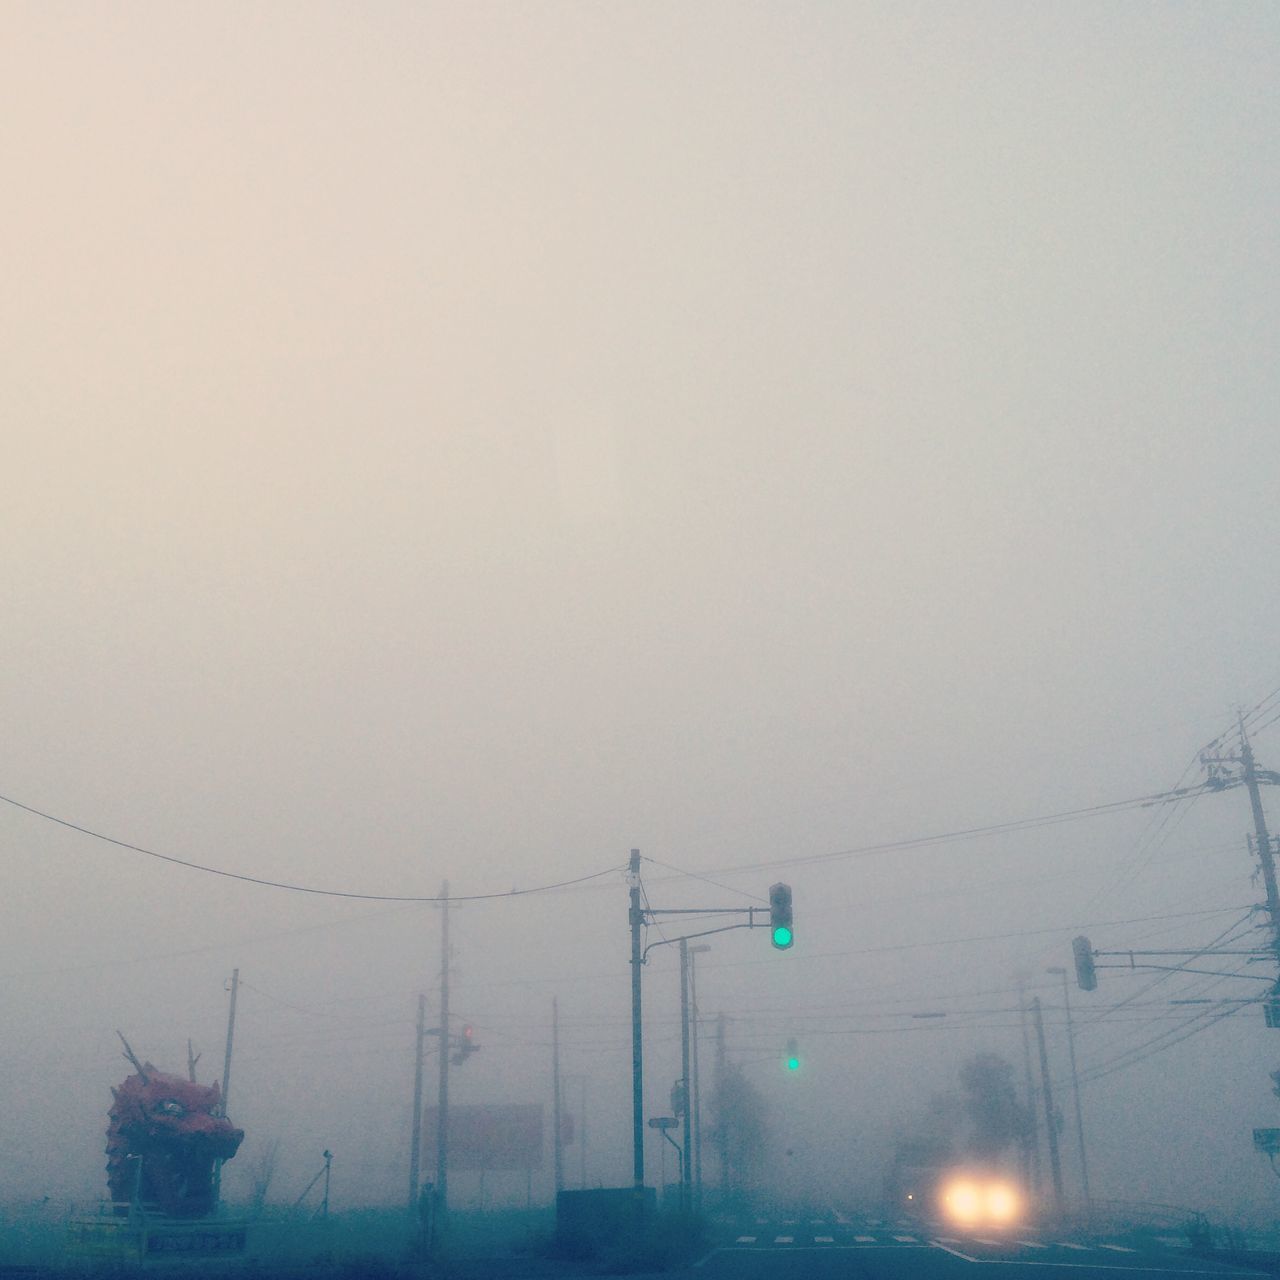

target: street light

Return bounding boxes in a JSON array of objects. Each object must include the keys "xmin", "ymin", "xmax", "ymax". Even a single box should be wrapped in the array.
[{"xmin": 1046, "ymin": 966, "xmax": 1091, "ymax": 1212}]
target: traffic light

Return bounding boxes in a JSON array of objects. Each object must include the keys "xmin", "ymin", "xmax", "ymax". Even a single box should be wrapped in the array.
[
  {"xmin": 769, "ymin": 883, "xmax": 794, "ymax": 950},
  {"xmin": 785, "ymin": 1038, "xmax": 801, "ymax": 1072},
  {"xmin": 451, "ymin": 1024, "xmax": 480, "ymax": 1065},
  {"xmin": 1072, "ymin": 936, "xmax": 1097, "ymax": 991}
]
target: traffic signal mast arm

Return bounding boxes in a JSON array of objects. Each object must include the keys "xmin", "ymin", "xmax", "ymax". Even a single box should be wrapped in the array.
[
  {"xmin": 639, "ymin": 910, "xmax": 765, "ymax": 963},
  {"xmin": 639, "ymin": 884, "xmax": 794, "ymax": 961}
]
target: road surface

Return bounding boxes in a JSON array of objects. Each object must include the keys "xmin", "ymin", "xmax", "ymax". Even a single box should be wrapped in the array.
[{"xmin": 690, "ymin": 1211, "xmax": 1270, "ymax": 1280}]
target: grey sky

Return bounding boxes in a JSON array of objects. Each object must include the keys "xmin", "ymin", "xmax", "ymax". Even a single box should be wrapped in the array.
[{"xmin": 2, "ymin": 1, "xmax": 1279, "ymax": 1217}]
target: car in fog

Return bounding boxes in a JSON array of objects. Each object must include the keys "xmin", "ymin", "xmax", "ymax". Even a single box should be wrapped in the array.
[{"xmin": 892, "ymin": 1163, "xmax": 1026, "ymax": 1228}]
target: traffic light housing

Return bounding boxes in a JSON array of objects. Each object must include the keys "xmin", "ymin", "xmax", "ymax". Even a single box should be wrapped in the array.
[
  {"xmin": 1072, "ymin": 936, "xmax": 1097, "ymax": 991},
  {"xmin": 785, "ymin": 1038, "xmax": 800, "ymax": 1072},
  {"xmin": 452, "ymin": 1024, "xmax": 480, "ymax": 1065},
  {"xmin": 769, "ymin": 882, "xmax": 794, "ymax": 950}
]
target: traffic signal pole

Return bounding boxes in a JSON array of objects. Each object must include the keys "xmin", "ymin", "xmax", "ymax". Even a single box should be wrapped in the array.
[{"xmin": 627, "ymin": 857, "xmax": 792, "ymax": 1209}]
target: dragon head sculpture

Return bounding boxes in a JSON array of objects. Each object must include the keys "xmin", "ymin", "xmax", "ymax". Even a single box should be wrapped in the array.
[{"xmin": 106, "ymin": 1046, "xmax": 244, "ymax": 1218}]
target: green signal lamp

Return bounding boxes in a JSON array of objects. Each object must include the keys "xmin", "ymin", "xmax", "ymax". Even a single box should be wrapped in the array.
[{"xmin": 768, "ymin": 883, "xmax": 794, "ymax": 951}]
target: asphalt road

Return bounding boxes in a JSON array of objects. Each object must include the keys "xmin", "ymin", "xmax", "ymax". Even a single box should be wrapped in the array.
[{"xmin": 689, "ymin": 1212, "xmax": 1270, "ymax": 1280}]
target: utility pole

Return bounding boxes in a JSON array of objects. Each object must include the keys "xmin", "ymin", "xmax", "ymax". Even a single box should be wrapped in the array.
[
  {"xmin": 552, "ymin": 996, "xmax": 564, "ymax": 1196},
  {"xmin": 1032, "ymin": 996, "xmax": 1064, "ymax": 1212},
  {"xmin": 1047, "ymin": 967, "xmax": 1090, "ymax": 1210},
  {"xmin": 715, "ymin": 1013, "xmax": 729, "ymax": 1196},
  {"xmin": 1016, "ymin": 976, "xmax": 1041, "ymax": 1196},
  {"xmin": 689, "ymin": 945, "xmax": 709, "ymax": 1214},
  {"xmin": 1240, "ymin": 723, "xmax": 1280, "ymax": 963},
  {"xmin": 628, "ymin": 849, "xmax": 645, "ymax": 1198},
  {"xmin": 436, "ymin": 882, "xmax": 451, "ymax": 1219},
  {"xmin": 579, "ymin": 1075, "xmax": 587, "ymax": 1188},
  {"xmin": 679, "ymin": 937, "xmax": 692, "ymax": 1212},
  {"xmin": 213, "ymin": 967, "xmax": 239, "ymax": 1206},
  {"xmin": 409, "ymin": 993, "xmax": 426, "ymax": 1211},
  {"xmin": 221, "ymin": 967, "xmax": 239, "ymax": 1110},
  {"xmin": 1202, "ymin": 719, "xmax": 1280, "ymax": 1022}
]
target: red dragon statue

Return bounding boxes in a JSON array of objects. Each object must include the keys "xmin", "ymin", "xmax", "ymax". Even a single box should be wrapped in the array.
[{"xmin": 106, "ymin": 1034, "xmax": 244, "ymax": 1218}]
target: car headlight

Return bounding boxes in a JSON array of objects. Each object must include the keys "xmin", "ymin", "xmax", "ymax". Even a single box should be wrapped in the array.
[
  {"xmin": 942, "ymin": 1180, "xmax": 981, "ymax": 1224},
  {"xmin": 985, "ymin": 1182, "xmax": 1019, "ymax": 1222}
]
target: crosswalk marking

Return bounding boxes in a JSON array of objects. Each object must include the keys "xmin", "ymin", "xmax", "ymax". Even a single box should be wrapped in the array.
[
  {"xmin": 1099, "ymin": 1244, "xmax": 1136, "ymax": 1253},
  {"xmin": 854, "ymin": 1235, "xmax": 876, "ymax": 1242},
  {"xmin": 1015, "ymin": 1240, "xmax": 1048, "ymax": 1249},
  {"xmin": 1057, "ymin": 1242, "xmax": 1090, "ymax": 1251},
  {"xmin": 893, "ymin": 1234, "xmax": 919, "ymax": 1243},
  {"xmin": 815, "ymin": 1235, "xmax": 835, "ymax": 1243},
  {"xmin": 972, "ymin": 1238, "xmax": 1003, "ymax": 1246},
  {"xmin": 735, "ymin": 1236, "xmax": 755, "ymax": 1244},
  {"xmin": 774, "ymin": 1235, "xmax": 793, "ymax": 1244}
]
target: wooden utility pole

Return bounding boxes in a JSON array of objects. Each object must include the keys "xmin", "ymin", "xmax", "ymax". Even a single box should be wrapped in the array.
[
  {"xmin": 408, "ymin": 993, "xmax": 426, "ymax": 1210},
  {"xmin": 436, "ymin": 883, "xmax": 451, "ymax": 1218}
]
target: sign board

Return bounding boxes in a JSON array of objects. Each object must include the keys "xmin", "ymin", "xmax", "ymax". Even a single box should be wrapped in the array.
[
  {"xmin": 648, "ymin": 1116, "xmax": 677, "ymax": 1130},
  {"xmin": 1253, "ymin": 1128, "xmax": 1280, "ymax": 1154},
  {"xmin": 424, "ymin": 1104, "xmax": 543, "ymax": 1171}
]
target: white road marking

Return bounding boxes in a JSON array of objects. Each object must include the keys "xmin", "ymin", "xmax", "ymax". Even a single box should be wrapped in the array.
[
  {"xmin": 1156, "ymin": 1237, "xmax": 1185, "ymax": 1247},
  {"xmin": 854, "ymin": 1235, "xmax": 877, "ymax": 1243},
  {"xmin": 774, "ymin": 1235, "xmax": 793, "ymax": 1244},
  {"xmin": 1016, "ymin": 1240, "xmax": 1048, "ymax": 1249},
  {"xmin": 973, "ymin": 1238, "xmax": 1004, "ymax": 1246},
  {"xmin": 1099, "ymin": 1244, "xmax": 1136, "ymax": 1253},
  {"xmin": 1057, "ymin": 1242, "xmax": 1090, "ymax": 1251},
  {"xmin": 735, "ymin": 1236, "xmax": 755, "ymax": 1244},
  {"xmin": 815, "ymin": 1235, "xmax": 835, "ymax": 1243},
  {"xmin": 893, "ymin": 1234, "xmax": 919, "ymax": 1242}
]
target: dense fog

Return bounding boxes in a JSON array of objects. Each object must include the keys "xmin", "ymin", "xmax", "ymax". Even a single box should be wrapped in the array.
[{"xmin": 2, "ymin": 0, "xmax": 1279, "ymax": 1229}]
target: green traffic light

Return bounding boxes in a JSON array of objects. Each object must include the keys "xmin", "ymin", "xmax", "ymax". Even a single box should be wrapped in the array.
[
  {"xmin": 786, "ymin": 1055, "xmax": 800, "ymax": 1072},
  {"xmin": 772, "ymin": 925, "xmax": 793, "ymax": 948}
]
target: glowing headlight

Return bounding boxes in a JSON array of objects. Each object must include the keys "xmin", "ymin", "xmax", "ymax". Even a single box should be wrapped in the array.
[
  {"xmin": 985, "ymin": 1182, "xmax": 1019, "ymax": 1222},
  {"xmin": 942, "ymin": 1180, "xmax": 981, "ymax": 1224}
]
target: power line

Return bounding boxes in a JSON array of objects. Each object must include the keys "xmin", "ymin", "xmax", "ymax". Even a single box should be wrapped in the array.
[
  {"xmin": 0, "ymin": 789, "xmax": 622, "ymax": 901},
  {"xmin": 703, "ymin": 784, "xmax": 1219, "ymax": 876}
]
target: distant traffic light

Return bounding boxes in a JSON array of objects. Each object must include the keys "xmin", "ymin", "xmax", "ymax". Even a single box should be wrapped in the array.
[
  {"xmin": 769, "ymin": 883, "xmax": 794, "ymax": 950},
  {"xmin": 451, "ymin": 1024, "xmax": 480, "ymax": 1065},
  {"xmin": 785, "ymin": 1038, "xmax": 801, "ymax": 1072},
  {"xmin": 1072, "ymin": 936, "xmax": 1097, "ymax": 991}
]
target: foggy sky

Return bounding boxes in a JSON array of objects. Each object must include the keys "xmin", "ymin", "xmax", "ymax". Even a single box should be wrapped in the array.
[{"xmin": 2, "ymin": 2, "xmax": 1279, "ymax": 1220}]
